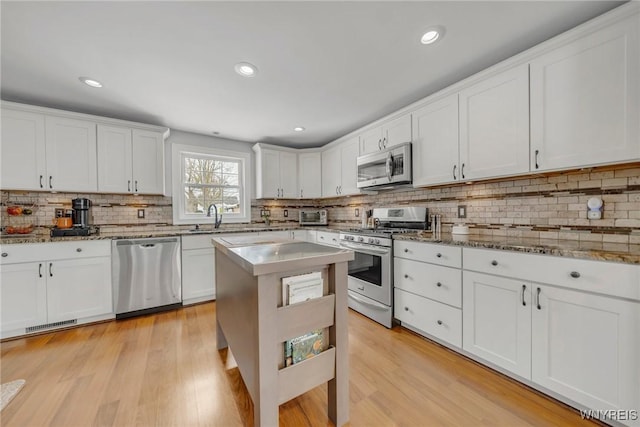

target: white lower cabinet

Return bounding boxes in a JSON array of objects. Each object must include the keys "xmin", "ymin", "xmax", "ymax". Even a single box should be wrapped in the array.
[
  {"xmin": 315, "ymin": 230, "xmax": 340, "ymax": 247},
  {"xmin": 532, "ymin": 285, "xmax": 639, "ymax": 413},
  {"xmin": 462, "ymin": 247, "xmax": 640, "ymax": 424},
  {"xmin": 181, "ymin": 234, "xmax": 219, "ymax": 305},
  {"xmin": 0, "ymin": 240, "xmax": 113, "ymax": 339},
  {"xmin": 462, "ymin": 271, "xmax": 531, "ymax": 379},
  {"xmin": 46, "ymin": 257, "xmax": 112, "ymax": 322}
]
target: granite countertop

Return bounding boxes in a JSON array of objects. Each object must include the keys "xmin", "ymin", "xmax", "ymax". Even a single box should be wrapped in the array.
[
  {"xmin": 394, "ymin": 232, "xmax": 640, "ymax": 265},
  {"xmin": 212, "ymin": 236, "xmax": 354, "ymax": 276}
]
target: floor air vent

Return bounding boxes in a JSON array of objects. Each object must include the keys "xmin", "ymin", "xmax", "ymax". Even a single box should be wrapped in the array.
[{"xmin": 26, "ymin": 319, "xmax": 77, "ymax": 333}]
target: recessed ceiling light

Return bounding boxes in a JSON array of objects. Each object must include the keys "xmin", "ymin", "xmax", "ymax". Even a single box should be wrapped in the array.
[
  {"xmin": 294, "ymin": 127, "xmax": 305, "ymax": 132},
  {"xmin": 421, "ymin": 26, "xmax": 445, "ymax": 45},
  {"xmin": 79, "ymin": 77, "xmax": 103, "ymax": 88},
  {"xmin": 234, "ymin": 62, "xmax": 257, "ymax": 77}
]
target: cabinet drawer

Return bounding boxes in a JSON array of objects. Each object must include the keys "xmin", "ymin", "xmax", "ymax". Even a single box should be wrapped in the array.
[
  {"xmin": 316, "ymin": 231, "xmax": 340, "ymax": 247},
  {"xmin": 463, "ymin": 248, "xmax": 640, "ymax": 301},
  {"xmin": 394, "ymin": 288, "xmax": 462, "ymax": 347},
  {"xmin": 394, "ymin": 240, "xmax": 461, "ymax": 268},
  {"xmin": 1, "ymin": 240, "xmax": 111, "ymax": 264},
  {"xmin": 394, "ymin": 258, "xmax": 462, "ymax": 308},
  {"xmin": 181, "ymin": 233, "xmax": 216, "ymax": 250}
]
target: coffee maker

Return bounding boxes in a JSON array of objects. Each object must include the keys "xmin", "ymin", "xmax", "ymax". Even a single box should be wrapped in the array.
[
  {"xmin": 72, "ymin": 198, "xmax": 92, "ymax": 228},
  {"xmin": 51, "ymin": 198, "xmax": 97, "ymax": 237}
]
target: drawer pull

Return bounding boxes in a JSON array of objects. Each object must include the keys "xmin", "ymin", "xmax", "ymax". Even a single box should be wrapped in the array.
[
  {"xmin": 76, "ymin": 248, "xmax": 82, "ymax": 252},
  {"xmin": 1, "ymin": 252, "xmax": 7, "ymax": 258},
  {"xmin": 436, "ymin": 253, "xmax": 442, "ymax": 258},
  {"xmin": 570, "ymin": 271, "xmax": 580, "ymax": 279},
  {"xmin": 491, "ymin": 260, "xmax": 498, "ymax": 266},
  {"xmin": 404, "ymin": 274, "xmax": 409, "ymax": 279},
  {"xmin": 404, "ymin": 306, "xmax": 409, "ymax": 312},
  {"xmin": 39, "ymin": 263, "xmax": 43, "ymax": 278},
  {"xmin": 522, "ymin": 284, "xmax": 526, "ymax": 306},
  {"xmin": 49, "ymin": 262, "xmax": 53, "ymax": 277},
  {"xmin": 437, "ymin": 320, "xmax": 443, "ymax": 325},
  {"xmin": 357, "ymin": 286, "xmax": 365, "ymax": 291},
  {"xmin": 536, "ymin": 287, "xmax": 541, "ymax": 310},
  {"xmin": 436, "ymin": 282, "xmax": 442, "ymax": 287},
  {"xmin": 404, "ymin": 248, "xmax": 409, "ymax": 253}
]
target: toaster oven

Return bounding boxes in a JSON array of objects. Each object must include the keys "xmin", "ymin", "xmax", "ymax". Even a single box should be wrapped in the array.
[{"xmin": 299, "ymin": 209, "xmax": 328, "ymax": 226}]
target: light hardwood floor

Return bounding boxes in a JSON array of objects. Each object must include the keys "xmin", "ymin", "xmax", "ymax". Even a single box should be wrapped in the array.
[{"xmin": 1, "ymin": 302, "xmax": 596, "ymax": 426}]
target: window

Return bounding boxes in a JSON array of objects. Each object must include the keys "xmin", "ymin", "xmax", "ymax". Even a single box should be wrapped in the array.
[{"xmin": 172, "ymin": 144, "xmax": 251, "ymax": 224}]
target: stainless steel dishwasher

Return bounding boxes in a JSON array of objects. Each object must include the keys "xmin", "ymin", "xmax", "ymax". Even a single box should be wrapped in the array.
[{"xmin": 112, "ymin": 237, "xmax": 182, "ymax": 318}]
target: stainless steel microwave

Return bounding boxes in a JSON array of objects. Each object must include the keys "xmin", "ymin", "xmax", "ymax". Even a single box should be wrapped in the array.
[
  {"xmin": 299, "ymin": 209, "xmax": 328, "ymax": 225},
  {"xmin": 357, "ymin": 142, "xmax": 412, "ymax": 189}
]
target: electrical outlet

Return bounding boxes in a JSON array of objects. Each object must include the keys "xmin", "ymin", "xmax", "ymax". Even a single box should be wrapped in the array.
[
  {"xmin": 55, "ymin": 208, "xmax": 64, "ymax": 218},
  {"xmin": 284, "ymin": 209, "xmax": 288, "ymax": 218},
  {"xmin": 458, "ymin": 205, "xmax": 467, "ymax": 218},
  {"xmin": 137, "ymin": 209, "xmax": 145, "ymax": 219},
  {"xmin": 355, "ymin": 208, "xmax": 360, "ymax": 217}
]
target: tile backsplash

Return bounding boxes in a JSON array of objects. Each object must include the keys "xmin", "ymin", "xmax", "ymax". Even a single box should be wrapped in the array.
[{"xmin": 2, "ymin": 163, "xmax": 639, "ymax": 243}]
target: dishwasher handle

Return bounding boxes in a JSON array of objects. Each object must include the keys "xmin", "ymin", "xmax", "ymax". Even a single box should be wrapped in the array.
[{"xmin": 115, "ymin": 237, "xmax": 179, "ymax": 246}]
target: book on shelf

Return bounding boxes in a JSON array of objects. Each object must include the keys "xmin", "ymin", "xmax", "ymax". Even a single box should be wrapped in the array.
[{"xmin": 282, "ymin": 272, "xmax": 328, "ymax": 367}]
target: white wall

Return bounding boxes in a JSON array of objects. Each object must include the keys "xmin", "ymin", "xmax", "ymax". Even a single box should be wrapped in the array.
[{"xmin": 164, "ymin": 129, "xmax": 255, "ymax": 199}]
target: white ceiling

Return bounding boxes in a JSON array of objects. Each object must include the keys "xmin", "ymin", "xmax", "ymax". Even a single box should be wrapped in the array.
[{"xmin": 0, "ymin": 1, "xmax": 626, "ymax": 148}]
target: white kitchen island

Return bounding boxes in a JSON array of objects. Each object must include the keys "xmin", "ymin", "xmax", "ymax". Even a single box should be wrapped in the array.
[{"xmin": 212, "ymin": 235, "xmax": 354, "ymax": 427}]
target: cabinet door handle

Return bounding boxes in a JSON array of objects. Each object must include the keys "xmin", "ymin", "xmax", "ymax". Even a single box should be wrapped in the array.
[
  {"xmin": 300, "ymin": 189, "xmax": 303, "ymax": 198},
  {"xmin": 382, "ymin": 137, "xmax": 387, "ymax": 148},
  {"xmin": 522, "ymin": 285, "xmax": 526, "ymax": 306},
  {"xmin": 452, "ymin": 164, "xmax": 457, "ymax": 180},
  {"xmin": 436, "ymin": 282, "xmax": 442, "ymax": 287},
  {"xmin": 39, "ymin": 263, "xmax": 43, "ymax": 278},
  {"xmin": 404, "ymin": 306, "xmax": 409, "ymax": 311},
  {"xmin": 135, "ymin": 180, "xmax": 138, "ymax": 192},
  {"xmin": 357, "ymin": 285, "xmax": 365, "ymax": 291},
  {"xmin": 536, "ymin": 287, "xmax": 541, "ymax": 310},
  {"xmin": 49, "ymin": 176, "xmax": 53, "ymax": 189},
  {"xmin": 437, "ymin": 320, "xmax": 443, "ymax": 325},
  {"xmin": 339, "ymin": 185, "xmax": 342, "ymax": 194},
  {"xmin": 378, "ymin": 139, "xmax": 382, "ymax": 150},
  {"xmin": 49, "ymin": 262, "xmax": 53, "ymax": 277},
  {"xmin": 1, "ymin": 252, "xmax": 7, "ymax": 258},
  {"xmin": 491, "ymin": 260, "xmax": 498, "ymax": 266},
  {"xmin": 570, "ymin": 271, "xmax": 580, "ymax": 279},
  {"xmin": 76, "ymin": 248, "xmax": 82, "ymax": 252},
  {"xmin": 40, "ymin": 175, "xmax": 44, "ymax": 188},
  {"xmin": 404, "ymin": 248, "xmax": 409, "ymax": 253},
  {"xmin": 461, "ymin": 163, "xmax": 465, "ymax": 179},
  {"xmin": 534, "ymin": 149, "xmax": 540, "ymax": 169},
  {"xmin": 128, "ymin": 180, "xmax": 131, "ymax": 192},
  {"xmin": 336, "ymin": 186, "xmax": 339, "ymax": 195},
  {"xmin": 436, "ymin": 253, "xmax": 442, "ymax": 258},
  {"xmin": 404, "ymin": 274, "xmax": 409, "ymax": 279}
]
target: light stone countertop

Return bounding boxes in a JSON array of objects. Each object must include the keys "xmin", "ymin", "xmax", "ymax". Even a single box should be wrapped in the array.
[
  {"xmin": 394, "ymin": 232, "xmax": 640, "ymax": 265},
  {"xmin": 212, "ymin": 236, "xmax": 354, "ymax": 276}
]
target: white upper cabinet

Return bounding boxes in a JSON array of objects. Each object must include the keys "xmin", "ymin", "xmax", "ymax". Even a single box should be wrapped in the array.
[
  {"xmin": 44, "ymin": 116, "xmax": 98, "ymax": 192},
  {"xmin": 459, "ymin": 64, "xmax": 530, "ymax": 181},
  {"xmin": 1, "ymin": 108, "xmax": 47, "ymax": 191},
  {"xmin": 297, "ymin": 152, "xmax": 322, "ymax": 198},
  {"xmin": 321, "ymin": 136, "xmax": 360, "ymax": 197},
  {"xmin": 253, "ymin": 144, "xmax": 298, "ymax": 199},
  {"xmin": 360, "ymin": 114, "xmax": 412, "ymax": 154},
  {"xmin": 131, "ymin": 129, "xmax": 165, "ymax": 194},
  {"xmin": 97, "ymin": 124, "xmax": 133, "ymax": 193},
  {"xmin": 412, "ymin": 94, "xmax": 460, "ymax": 187},
  {"xmin": 97, "ymin": 126, "xmax": 165, "ymax": 195},
  {"xmin": 530, "ymin": 14, "xmax": 640, "ymax": 172}
]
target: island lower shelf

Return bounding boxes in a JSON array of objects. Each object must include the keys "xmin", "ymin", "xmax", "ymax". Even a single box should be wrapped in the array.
[{"xmin": 278, "ymin": 346, "xmax": 336, "ymax": 404}]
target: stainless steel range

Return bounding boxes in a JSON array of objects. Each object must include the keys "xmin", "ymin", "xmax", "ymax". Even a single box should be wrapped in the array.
[{"xmin": 339, "ymin": 207, "xmax": 428, "ymax": 328}]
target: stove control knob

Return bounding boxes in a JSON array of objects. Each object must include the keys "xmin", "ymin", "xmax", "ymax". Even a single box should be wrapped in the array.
[
  {"xmin": 375, "ymin": 239, "xmax": 380, "ymax": 244},
  {"xmin": 368, "ymin": 238, "xmax": 375, "ymax": 244},
  {"xmin": 358, "ymin": 236, "xmax": 364, "ymax": 242}
]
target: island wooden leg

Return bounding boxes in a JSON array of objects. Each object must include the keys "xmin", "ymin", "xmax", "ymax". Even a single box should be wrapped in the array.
[
  {"xmin": 328, "ymin": 261, "xmax": 349, "ymax": 426},
  {"xmin": 216, "ymin": 318, "xmax": 228, "ymax": 350},
  {"xmin": 254, "ymin": 274, "xmax": 280, "ymax": 427}
]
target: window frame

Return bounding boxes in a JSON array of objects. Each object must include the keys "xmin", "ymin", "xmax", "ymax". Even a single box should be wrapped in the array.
[{"xmin": 172, "ymin": 143, "xmax": 251, "ymax": 224}]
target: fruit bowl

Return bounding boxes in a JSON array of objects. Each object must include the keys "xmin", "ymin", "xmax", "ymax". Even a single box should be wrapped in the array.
[
  {"xmin": 4, "ymin": 225, "xmax": 34, "ymax": 235},
  {"xmin": 6, "ymin": 206, "xmax": 23, "ymax": 216}
]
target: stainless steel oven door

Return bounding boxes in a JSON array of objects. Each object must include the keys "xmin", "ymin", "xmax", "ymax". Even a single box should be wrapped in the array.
[{"xmin": 340, "ymin": 241, "xmax": 391, "ymax": 306}]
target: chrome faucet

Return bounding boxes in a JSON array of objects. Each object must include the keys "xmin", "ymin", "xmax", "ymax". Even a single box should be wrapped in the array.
[{"xmin": 207, "ymin": 204, "xmax": 223, "ymax": 229}]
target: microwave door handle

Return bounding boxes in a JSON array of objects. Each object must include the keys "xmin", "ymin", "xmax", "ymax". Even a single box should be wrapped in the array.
[{"xmin": 386, "ymin": 152, "xmax": 394, "ymax": 181}]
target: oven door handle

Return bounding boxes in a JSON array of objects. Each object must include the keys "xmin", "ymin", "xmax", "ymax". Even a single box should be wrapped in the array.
[
  {"xmin": 348, "ymin": 291, "xmax": 389, "ymax": 311},
  {"xmin": 340, "ymin": 242, "xmax": 389, "ymax": 255}
]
